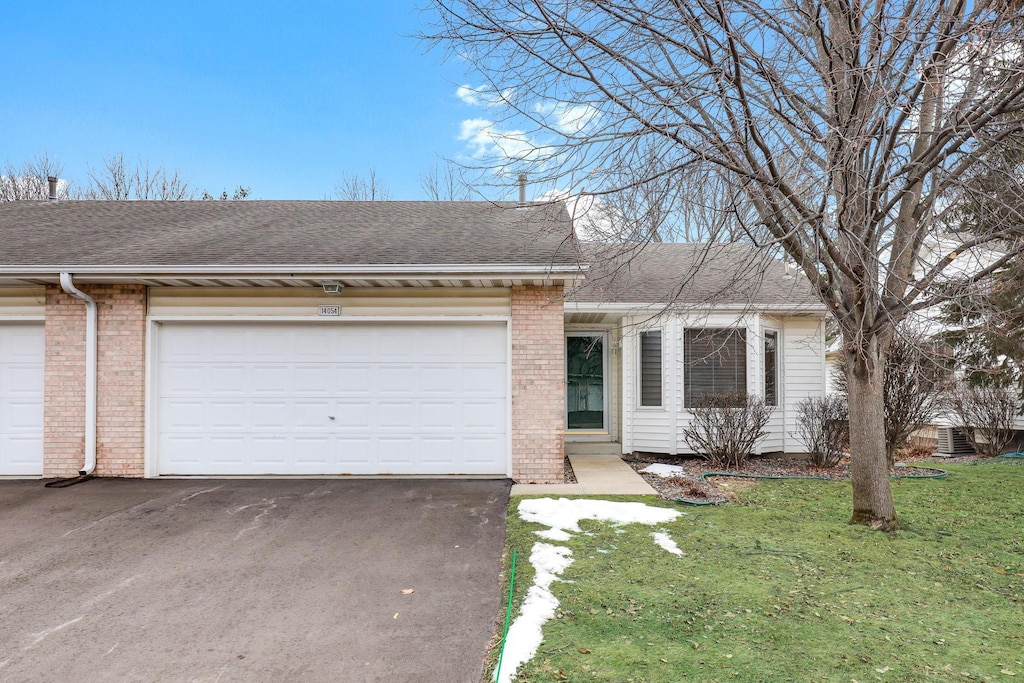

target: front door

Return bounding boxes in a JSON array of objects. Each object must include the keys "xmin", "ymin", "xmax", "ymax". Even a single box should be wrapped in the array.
[{"xmin": 566, "ymin": 333, "xmax": 606, "ymax": 431}]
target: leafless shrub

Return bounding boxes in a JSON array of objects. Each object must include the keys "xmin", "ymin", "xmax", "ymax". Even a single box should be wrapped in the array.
[
  {"xmin": 795, "ymin": 396, "xmax": 849, "ymax": 468},
  {"xmin": 896, "ymin": 443, "xmax": 935, "ymax": 460},
  {"xmin": 946, "ymin": 385, "xmax": 1019, "ymax": 457},
  {"xmin": 836, "ymin": 330, "xmax": 950, "ymax": 467},
  {"xmin": 682, "ymin": 392, "xmax": 771, "ymax": 469}
]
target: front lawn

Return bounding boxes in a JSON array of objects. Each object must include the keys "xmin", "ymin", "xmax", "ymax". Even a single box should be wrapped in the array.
[{"xmin": 494, "ymin": 459, "xmax": 1024, "ymax": 682}]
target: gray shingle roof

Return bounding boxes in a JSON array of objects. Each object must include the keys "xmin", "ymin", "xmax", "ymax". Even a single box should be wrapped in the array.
[
  {"xmin": 568, "ymin": 242, "xmax": 822, "ymax": 309},
  {"xmin": 0, "ymin": 200, "xmax": 577, "ymax": 268}
]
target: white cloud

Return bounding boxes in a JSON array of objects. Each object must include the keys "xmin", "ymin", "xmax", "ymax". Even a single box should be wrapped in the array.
[
  {"xmin": 456, "ymin": 83, "xmax": 512, "ymax": 108},
  {"xmin": 534, "ymin": 101, "xmax": 601, "ymax": 135},
  {"xmin": 458, "ymin": 118, "xmax": 538, "ymax": 161}
]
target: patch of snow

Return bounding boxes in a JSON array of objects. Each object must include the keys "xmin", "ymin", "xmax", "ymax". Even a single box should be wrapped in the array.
[
  {"xmin": 518, "ymin": 498, "xmax": 680, "ymax": 539},
  {"xmin": 640, "ymin": 463, "xmax": 686, "ymax": 478},
  {"xmin": 652, "ymin": 532, "xmax": 683, "ymax": 556},
  {"xmin": 495, "ymin": 542, "xmax": 573, "ymax": 683},
  {"xmin": 496, "ymin": 498, "xmax": 682, "ymax": 681}
]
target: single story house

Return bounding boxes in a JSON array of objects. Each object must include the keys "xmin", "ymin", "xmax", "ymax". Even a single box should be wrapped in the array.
[{"xmin": 0, "ymin": 199, "xmax": 826, "ymax": 483}]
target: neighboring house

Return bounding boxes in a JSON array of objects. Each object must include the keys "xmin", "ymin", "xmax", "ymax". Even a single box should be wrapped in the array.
[{"xmin": 0, "ymin": 200, "xmax": 826, "ymax": 482}]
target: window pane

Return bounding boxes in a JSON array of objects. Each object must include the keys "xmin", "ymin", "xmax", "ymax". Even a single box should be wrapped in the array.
[
  {"xmin": 764, "ymin": 331, "xmax": 778, "ymax": 407},
  {"xmin": 683, "ymin": 328, "xmax": 746, "ymax": 406},
  {"xmin": 640, "ymin": 331, "xmax": 662, "ymax": 407}
]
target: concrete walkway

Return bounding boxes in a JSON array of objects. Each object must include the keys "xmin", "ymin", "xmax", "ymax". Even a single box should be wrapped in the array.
[{"xmin": 511, "ymin": 451, "xmax": 657, "ymax": 496}]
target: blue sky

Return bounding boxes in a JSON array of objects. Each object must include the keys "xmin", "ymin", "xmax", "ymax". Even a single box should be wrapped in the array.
[{"xmin": 0, "ymin": 1, "xmax": 500, "ymax": 200}]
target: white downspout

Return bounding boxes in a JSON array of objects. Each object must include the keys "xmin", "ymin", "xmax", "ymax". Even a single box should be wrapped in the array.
[{"xmin": 59, "ymin": 273, "xmax": 97, "ymax": 476}]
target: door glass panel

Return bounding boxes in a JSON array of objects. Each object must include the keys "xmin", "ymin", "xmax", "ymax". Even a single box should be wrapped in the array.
[{"xmin": 567, "ymin": 335, "xmax": 604, "ymax": 430}]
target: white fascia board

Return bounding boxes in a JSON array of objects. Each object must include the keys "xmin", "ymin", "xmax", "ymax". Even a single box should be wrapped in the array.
[
  {"xmin": 564, "ymin": 301, "xmax": 827, "ymax": 315},
  {"xmin": 0, "ymin": 263, "xmax": 586, "ymax": 283}
]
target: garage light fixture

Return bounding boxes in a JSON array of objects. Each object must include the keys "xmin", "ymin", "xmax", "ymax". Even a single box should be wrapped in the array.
[{"xmin": 321, "ymin": 280, "xmax": 344, "ymax": 295}]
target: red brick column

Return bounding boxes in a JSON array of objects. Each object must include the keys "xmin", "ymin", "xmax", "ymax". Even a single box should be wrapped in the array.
[
  {"xmin": 44, "ymin": 284, "xmax": 147, "ymax": 477},
  {"xmin": 511, "ymin": 285, "xmax": 565, "ymax": 483}
]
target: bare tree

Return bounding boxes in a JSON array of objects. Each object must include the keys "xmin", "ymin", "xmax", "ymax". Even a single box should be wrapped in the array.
[
  {"xmin": 333, "ymin": 168, "xmax": 392, "ymax": 201},
  {"xmin": 835, "ymin": 329, "xmax": 950, "ymax": 467},
  {"xmin": 946, "ymin": 384, "xmax": 1019, "ymax": 456},
  {"xmin": 82, "ymin": 153, "xmax": 194, "ymax": 200},
  {"xmin": 1, "ymin": 154, "xmax": 71, "ymax": 201},
  {"xmin": 201, "ymin": 186, "xmax": 252, "ymax": 201},
  {"xmin": 420, "ymin": 160, "xmax": 474, "ymax": 201},
  {"xmin": 428, "ymin": 0, "xmax": 1024, "ymax": 530}
]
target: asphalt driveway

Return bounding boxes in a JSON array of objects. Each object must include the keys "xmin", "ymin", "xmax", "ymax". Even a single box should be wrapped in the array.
[{"xmin": 0, "ymin": 478, "xmax": 510, "ymax": 682}]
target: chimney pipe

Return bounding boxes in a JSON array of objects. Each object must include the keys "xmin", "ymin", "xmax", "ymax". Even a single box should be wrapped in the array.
[
  {"xmin": 47, "ymin": 176, "xmax": 58, "ymax": 202},
  {"xmin": 517, "ymin": 173, "xmax": 527, "ymax": 205}
]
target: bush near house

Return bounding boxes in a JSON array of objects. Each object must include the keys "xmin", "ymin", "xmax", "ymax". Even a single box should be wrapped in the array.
[
  {"xmin": 795, "ymin": 395, "xmax": 849, "ymax": 468},
  {"xmin": 682, "ymin": 392, "xmax": 771, "ymax": 469}
]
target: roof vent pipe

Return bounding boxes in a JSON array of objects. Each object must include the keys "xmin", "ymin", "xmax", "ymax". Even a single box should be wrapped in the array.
[
  {"xmin": 518, "ymin": 173, "xmax": 527, "ymax": 206},
  {"xmin": 47, "ymin": 176, "xmax": 58, "ymax": 202}
]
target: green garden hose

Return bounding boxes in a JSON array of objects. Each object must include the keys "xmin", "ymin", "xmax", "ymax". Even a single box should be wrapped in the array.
[
  {"xmin": 672, "ymin": 465, "xmax": 948, "ymax": 506},
  {"xmin": 493, "ymin": 548, "xmax": 517, "ymax": 682}
]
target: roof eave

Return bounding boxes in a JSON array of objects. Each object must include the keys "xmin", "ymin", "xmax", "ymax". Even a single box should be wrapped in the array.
[
  {"xmin": 0, "ymin": 264, "xmax": 586, "ymax": 288},
  {"xmin": 564, "ymin": 301, "xmax": 827, "ymax": 315}
]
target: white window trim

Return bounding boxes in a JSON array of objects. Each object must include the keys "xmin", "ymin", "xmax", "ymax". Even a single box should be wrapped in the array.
[
  {"xmin": 763, "ymin": 327, "xmax": 781, "ymax": 409},
  {"xmin": 636, "ymin": 326, "xmax": 665, "ymax": 410}
]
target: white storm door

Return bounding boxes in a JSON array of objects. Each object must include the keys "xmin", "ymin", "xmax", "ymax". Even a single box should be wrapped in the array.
[
  {"xmin": 0, "ymin": 323, "xmax": 45, "ymax": 476},
  {"xmin": 156, "ymin": 322, "xmax": 507, "ymax": 476}
]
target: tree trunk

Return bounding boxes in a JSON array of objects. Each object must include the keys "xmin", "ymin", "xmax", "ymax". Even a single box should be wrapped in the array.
[{"xmin": 845, "ymin": 348, "xmax": 900, "ymax": 531}]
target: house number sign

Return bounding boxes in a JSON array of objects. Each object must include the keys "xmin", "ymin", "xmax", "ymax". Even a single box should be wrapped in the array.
[{"xmin": 318, "ymin": 305, "xmax": 341, "ymax": 317}]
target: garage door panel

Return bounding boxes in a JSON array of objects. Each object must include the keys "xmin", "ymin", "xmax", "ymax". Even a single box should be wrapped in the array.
[
  {"xmin": 294, "ymin": 436, "xmax": 332, "ymax": 464},
  {"xmin": 207, "ymin": 400, "xmax": 250, "ymax": 430},
  {"xmin": 252, "ymin": 436, "xmax": 289, "ymax": 465},
  {"xmin": 0, "ymin": 435, "xmax": 43, "ymax": 469},
  {"xmin": 459, "ymin": 327, "xmax": 508, "ymax": 360},
  {"xmin": 292, "ymin": 365, "xmax": 334, "ymax": 394},
  {"xmin": 336, "ymin": 366, "xmax": 372, "ymax": 395},
  {"xmin": 419, "ymin": 437, "xmax": 458, "ymax": 465},
  {"xmin": 462, "ymin": 401, "xmax": 505, "ymax": 430},
  {"xmin": 378, "ymin": 401, "xmax": 415, "ymax": 429},
  {"xmin": 208, "ymin": 366, "xmax": 251, "ymax": 396},
  {"xmin": 461, "ymin": 366, "xmax": 506, "ymax": 396},
  {"xmin": 1, "ymin": 323, "xmax": 44, "ymax": 476},
  {"xmin": 250, "ymin": 365, "xmax": 292, "ymax": 394},
  {"xmin": 160, "ymin": 364, "xmax": 208, "ymax": 396},
  {"xmin": 336, "ymin": 437, "xmax": 374, "ymax": 466},
  {"xmin": 293, "ymin": 400, "xmax": 333, "ymax": 430},
  {"xmin": 157, "ymin": 322, "xmax": 507, "ymax": 476},
  {"xmin": 334, "ymin": 401, "xmax": 372, "ymax": 430},
  {"xmin": 251, "ymin": 400, "xmax": 290, "ymax": 429},
  {"xmin": 421, "ymin": 401, "xmax": 457, "ymax": 429},
  {"xmin": 378, "ymin": 436, "xmax": 416, "ymax": 466}
]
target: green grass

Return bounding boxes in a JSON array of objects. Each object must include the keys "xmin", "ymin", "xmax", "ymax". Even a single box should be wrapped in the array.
[{"xmin": 494, "ymin": 460, "xmax": 1024, "ymax": 682}]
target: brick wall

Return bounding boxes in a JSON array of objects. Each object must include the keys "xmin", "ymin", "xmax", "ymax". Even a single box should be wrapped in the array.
[
  {"xmin": 510, "ymin": 285, "xmax": 565, "ymax": 483},
  {"xmin": 44, "ymin": 284, "xmax": 146, "ymax": 477}
]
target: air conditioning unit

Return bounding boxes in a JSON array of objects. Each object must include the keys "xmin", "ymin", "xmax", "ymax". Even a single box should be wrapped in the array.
[{"xmin": 935, "ymin": 427, "xmax": 974, "ymax": 457}]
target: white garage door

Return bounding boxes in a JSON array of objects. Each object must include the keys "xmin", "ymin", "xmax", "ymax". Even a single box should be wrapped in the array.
[
  {"xmin": 156, "ymin": 322, "xmax": 508, "ymax": 476},
  {"xmin": 0, "ymin": 323, "xmax": 45, "ymax": 476}
]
